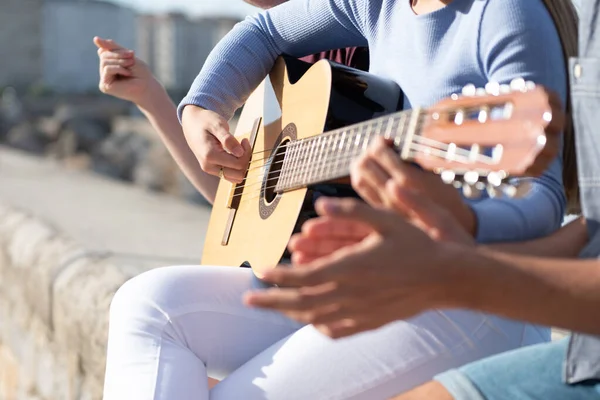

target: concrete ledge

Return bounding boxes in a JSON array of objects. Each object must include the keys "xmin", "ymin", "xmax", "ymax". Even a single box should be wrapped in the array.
[
  {"xmin": 0, "ymin": 203, "xmax": 170, "ymax": 399},
  {"xmin": 0, "ymin": 147, "xmax": 212, "ymax": 400}
]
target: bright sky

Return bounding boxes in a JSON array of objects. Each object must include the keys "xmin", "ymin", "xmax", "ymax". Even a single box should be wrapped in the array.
[
  {"xmin": 101, "ymin": 0, "xmax": 260, "ymax": 17},
  {"xmin": 104, "ymin": 0, "xmax": 583, "ymax": 17}
]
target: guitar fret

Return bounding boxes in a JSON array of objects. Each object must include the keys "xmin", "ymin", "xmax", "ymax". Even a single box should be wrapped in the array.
[
  {"xmin": 324, "ymin": 133, "xmax": 334, "ymax": 180},
  {"xmin": 384, "ymin": 116, "xmax": 394, "ymax": 139},
  {"xmin": 278, "ymin": 144, "xmax": 291, "ymax": 191},
  {"xmin": 274, "ymin": 109, "xmax": 425, "ymax": 192},
  {"xmin": 396, "ymin": 111, "xmax": 410, "ymax": 148},
  {"xmin": 309, "ymin": 136, "xmax": 321, "ymax": 183},
  {"xmin": 282, "ymin": 142, "xmax": 299, "ymax": 186},
  {"xmin": 401, "ymin": 108, "xmax": 422, "ymax": 160}
]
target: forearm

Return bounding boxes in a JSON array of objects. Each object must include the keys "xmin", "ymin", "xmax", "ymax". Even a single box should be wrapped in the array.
[
  {"xmin": 445, "ymin": 245, "xmax": 600, "ymax": 335},
  {"xmin": 471, "ymin": 159, "xmax": 566, "ymax": 243},
  {"xmin": 178, "ymin": 0, "xmax": 368, "ymax": 120},
  {"xmin": 139, "ymin": 84, "xmax": 218, "ymax": 204},
  {"xmin": 486, "ymin": 216, "xmax": 587, "ymax": 258}
]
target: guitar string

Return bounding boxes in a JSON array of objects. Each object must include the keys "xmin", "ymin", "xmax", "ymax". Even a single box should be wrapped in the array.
[
  {"xmin": 229, "ymin": 134, "xmax": 481, "ymax": 196},
  {"xmin": 223, "ymin": 128, "xmax": 453, "ymax": 194},
  {"xmin": 241, "ymin": 103, "xmax": 500, "ymax": 166},
  {"xmin": 240, "ymin": 111, "xmax": 419, "ymax": 177},
  {"xmin": 235, "ymin": 143, "xmax": 477, "ymax": 206},
  {"xmin": 227, "ymin": 134, "xmax": 494, "ymax": 203}
]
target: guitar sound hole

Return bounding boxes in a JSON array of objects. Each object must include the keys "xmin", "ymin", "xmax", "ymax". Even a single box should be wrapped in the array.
[
  {"xmin": 259, "ymin": 123, "xmax": 297, "ymax": 220},
  {"xmin": 264, "ymin": 139, "xmax": 289, "ymax": 204}
]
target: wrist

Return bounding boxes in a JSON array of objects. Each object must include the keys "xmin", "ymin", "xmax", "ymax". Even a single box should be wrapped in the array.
[
  {"xmin": 136, "ymin": 80, "xmax": 172, "ymax": 113},
  {"xmin": 430, "ymin": 242, "xmax": 489, "ymax": 309}
]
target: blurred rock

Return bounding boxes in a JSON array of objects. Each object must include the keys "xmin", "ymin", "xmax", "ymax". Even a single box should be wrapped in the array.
[
  {"xmin": 132, "ymin": 144, "xmax": 175, "ymax": 192},
  {"xmin": 91, "ymin": 132, "xmax": 150, "ymax": 181},
  {"xmin": 176, "ymin": 171, "xmax": 211, "ymax": 206},
  {"xmin": 5, "ymin": 122, "xmax": 50, "ymax": 155},
  {"xmin": 48, "ymin": 117, "xmax": 110, "ymax": 159}
]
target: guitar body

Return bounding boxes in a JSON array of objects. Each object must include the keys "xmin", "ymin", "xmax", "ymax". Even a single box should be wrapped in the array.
[{"xmin": 202, "ymin": 57, "xmax": 402, "ymax": 276}]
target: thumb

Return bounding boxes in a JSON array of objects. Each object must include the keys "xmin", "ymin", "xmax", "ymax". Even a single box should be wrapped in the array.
[
  {"xmin": 94, "ymin": 36, "xmax": 123, "ymax": 51},
  {"xmin": 314, "ymin": 197, "xmax": 397, "ymax": 234}
]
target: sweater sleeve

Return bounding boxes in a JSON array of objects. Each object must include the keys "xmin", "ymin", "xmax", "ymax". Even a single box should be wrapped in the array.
[
  {"xmin": 471, "ymin": 0, "xmax": 567, "ymax": 243},
  {"xmin": 177, "ymin": 0, "xmax": 370, "ymax": 121}
]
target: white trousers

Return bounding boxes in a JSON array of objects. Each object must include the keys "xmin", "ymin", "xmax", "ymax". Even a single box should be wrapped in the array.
[{"xmin": 102, "ymin": 265, "xmax": 549, "ymax": 400}]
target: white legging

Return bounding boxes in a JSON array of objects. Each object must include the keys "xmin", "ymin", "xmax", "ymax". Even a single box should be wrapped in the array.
[{"xmin": 102, "ymin": 265, "xmax": 550, "ymax": 400}]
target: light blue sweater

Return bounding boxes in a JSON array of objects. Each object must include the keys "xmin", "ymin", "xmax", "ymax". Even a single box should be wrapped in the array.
[{"xmin": 179, "ymin": 0, "xmax": 567, "ymax": 243}]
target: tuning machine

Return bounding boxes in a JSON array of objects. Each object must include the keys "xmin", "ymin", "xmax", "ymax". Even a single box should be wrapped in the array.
[
  {"xmin": 486, "ymin": 178, "xmax": 533, "ymax": 199},
  {"xmin": 460, "ymin": 83, "xmax": 488, "ymax": 97}
]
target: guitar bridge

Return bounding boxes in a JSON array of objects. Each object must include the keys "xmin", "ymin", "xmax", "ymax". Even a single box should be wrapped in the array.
[{"xmin": 221, "ymin": 117, "xmax": 262, "ymax": 246}]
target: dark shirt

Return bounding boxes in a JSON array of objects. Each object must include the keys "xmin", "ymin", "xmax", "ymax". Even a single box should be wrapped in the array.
[{"xmin": 564, "ymin": 0, "xmax": 600, "ymax": 384}]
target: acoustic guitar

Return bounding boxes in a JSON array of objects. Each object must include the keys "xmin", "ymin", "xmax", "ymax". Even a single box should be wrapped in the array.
[{"xmin": 202, "ymin": 56, "xmax": 563, "ymax": 277}]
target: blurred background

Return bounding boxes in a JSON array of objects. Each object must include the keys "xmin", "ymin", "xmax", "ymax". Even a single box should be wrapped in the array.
[
  {"xmin": 0, "ymin": 0, "xmax": 258, "ymax": 205},
  {"xmin": 0, "ymin": 2, "xmax": 262, "ymax": 399}
]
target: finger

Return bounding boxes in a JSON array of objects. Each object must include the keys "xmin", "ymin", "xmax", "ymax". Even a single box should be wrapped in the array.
[
  {"xmin": 302, "ymin": 216, "xmax": 371, "ymax": 240},
  {"xmin": 94, "ymin": 36, "xmax": 126, "ymax": 52},
  {"xmin": 350, "ymin": 157, "xmax": 385, "ymax": 207},
  {"xmin": 99, "ymin": 50, "xmax": 135, "ymax": 61},
  {"xmin": 385, "ymin": 180, "xmax": 453, "ymax": 230},
  {"xmin": 288, "ymin": 236, "xmax": 359, "ymax": 257},
  {"xmin": 243, "ymin": 283, "xmax": 338, "ymax": 312},
  {"xmin": 263, "ymin": 241, "xmax": 374, "ymax": 287},
  {"xmin": 308, "ymin": 293, "xmax": 391, "ymax": 325},
  {"xmin": 101, "ymin": 65, "xmax": 132, "ymax": 82},
  {"xmin": 314, "ymin": 197, "xmax": 400, "ymax": 234},
  {"xmin": 290, "ymin": 251, "xmax": 319, "ymax": 265},
  {"xmin": 100, "ymin": 58, "xmax": 135, "ymax": 70},
  {"xmin": 322, "ymin": 318, "xmax": 384, "ymax": 339},
  {"xmin": 215, "ymin": 166, "xmax": 245, "ymax": 184},
  {"xmin": 201, "ymin": 143, "xmax": 249, "ymax": 171},
  {"xmin": 210, "ymin": 120, "xmax": 244, "ymax": 157}
]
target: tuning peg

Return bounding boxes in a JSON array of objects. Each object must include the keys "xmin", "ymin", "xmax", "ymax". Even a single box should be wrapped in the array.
[
  {"xmin": 486, "ymin": 171, "xmax": 504, "ymax": 187},
  {"xmin": 512, "ymin": 180, "xmax": 534, "ymax": 198},
  {"xmin": 462, "ymin": 182, "xmax": 485, "ymax": 199},
  {"xmin": 486, "ymin": 184, "xmax": 502, "ymax": 198},
  {"xmin": 525, "ymin": 81, "xmax": 536, "ymax": 90},
  {"xmin": 485, "ymin": 82, "xmax": 500, "ymax": 96},
  {"xmin": 510, "ymin": 78, "xmax": 526, "ymax": 92},
  {"xmin": 499, "ymin": 84, "xmax": 511, "ymax": 94},
  {"xmin": 461, "ymin": 84, "xmax": 476, "ymax": 96},
  {"xmin": 475, "ymin": 88, "xmax": 487, "ymax": 96},
  {"xmin": 440, "ymin": 170, "xmax": 456, "ymax": 184},
  {"xmin": 463, "ymin": 171, "xmax": 480, "ymax": 186}
]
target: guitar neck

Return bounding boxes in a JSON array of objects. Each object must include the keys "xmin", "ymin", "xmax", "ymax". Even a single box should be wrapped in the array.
[{"xmin": 275, "ymin": 108, "xmax": 423, "ymax": 192}]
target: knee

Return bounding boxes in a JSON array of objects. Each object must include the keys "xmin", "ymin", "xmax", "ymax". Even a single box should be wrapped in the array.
[{"xmin": 108, "ymin": 266, "xmax": 191, "ymax": 331}]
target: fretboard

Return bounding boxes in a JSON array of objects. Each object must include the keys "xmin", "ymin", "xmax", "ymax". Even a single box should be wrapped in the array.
[{"xmin": 275, "ymin": 108, "xmax": 422, "ymax": 192}]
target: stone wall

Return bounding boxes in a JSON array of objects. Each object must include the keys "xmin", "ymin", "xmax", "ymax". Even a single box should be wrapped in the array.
[
  {"xmin": 0, "ymin": 203, "xmax": 163, "ymax": 400},
  {"xmin": 0, "ymin": 147, "xmax": 210, "ymax": 400}
]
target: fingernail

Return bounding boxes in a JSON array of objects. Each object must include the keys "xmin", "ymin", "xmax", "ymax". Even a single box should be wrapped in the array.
[
  {"xmin": 318, "ymin": 198, "xmax": 340, "ymax": 214},
  {"xmin": 232, "ymin": 146, "xmax": 244, "ymax": 157}
]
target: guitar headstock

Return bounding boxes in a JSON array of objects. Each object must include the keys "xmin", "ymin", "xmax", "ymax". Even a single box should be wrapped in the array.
[{"xmin": 414, "ymin": 79, "xmax": 563, "ymax": 198}]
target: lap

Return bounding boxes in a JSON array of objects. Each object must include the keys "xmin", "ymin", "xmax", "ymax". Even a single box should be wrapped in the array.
[
  {"xmin": 213, "ymin": 311, "xmax": 548, "ymax": 399},
  {"xmin": 112, "ymin": 265, "xmax": 551, "ymax": 398},
  {"xmin": 111, "ymin": 265, "xmax": 304, "ymax": 379}
]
